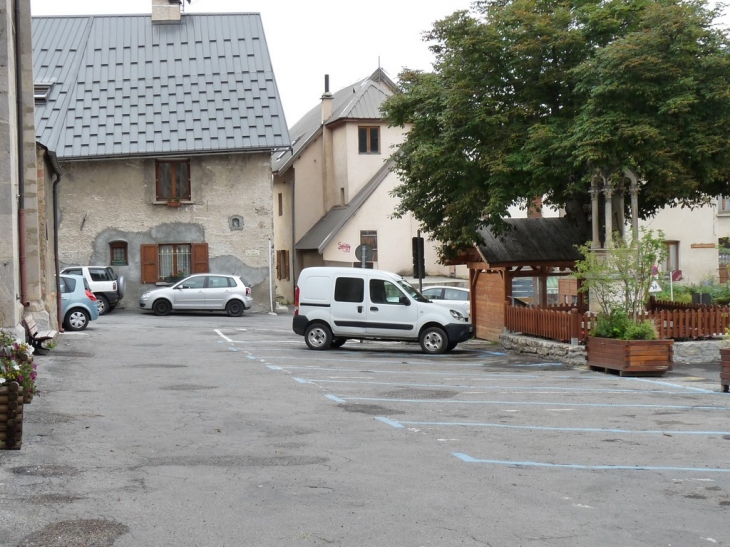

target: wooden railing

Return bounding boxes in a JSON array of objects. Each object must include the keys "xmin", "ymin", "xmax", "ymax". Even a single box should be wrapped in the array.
[
  {"xmin": 504, "ymin": 305, "xmax": 730, "ymax": 344},
  {"xmin": 647, "ymin": 296, "xmax": 719, "ymax": 312}
]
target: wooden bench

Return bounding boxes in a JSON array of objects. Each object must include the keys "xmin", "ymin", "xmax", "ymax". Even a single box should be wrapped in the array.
[{"xmin": 22, "ymin": 316, "xmax": 57, "ymax": 352}]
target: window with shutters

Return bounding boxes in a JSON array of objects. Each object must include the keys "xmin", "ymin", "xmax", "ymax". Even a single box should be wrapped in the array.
[
  {"xmin": 140, "ymin": 242, "xmax": 209, "ymax": 283},
  {"xmin": 276, "ymin": 250, "xmax": 290, "ymax": 281},
  {"xmin": 156, "ymin": 159, "xmax": 191, "ymax": 202}
]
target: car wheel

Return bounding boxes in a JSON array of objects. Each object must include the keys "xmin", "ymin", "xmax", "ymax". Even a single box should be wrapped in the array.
[
  {"xmin": 152, "ymin": 299, "xmax": 172, "ymax": 316},
  {"xmin": 96, "ymin": 294, "xmax": 110, "ymax": 315},
  {"xmin": 64, "ymin": 308, "xmax": 89, "ymax": 331},
  {"xmin": 305, "ymin": 323, "xmax": 332, "ymax": 350},
  {"xmin": 420, "ymin": 326, "xmax": 449, "ymax": 354},
  {"xmin": 330, "ymin": 338, "xmax": 346, "ymax": 348},
  {"xmin": 225, "ymin": 299, "xmax": 245, "ymax": 317}
]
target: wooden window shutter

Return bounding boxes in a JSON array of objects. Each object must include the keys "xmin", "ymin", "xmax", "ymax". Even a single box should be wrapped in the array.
[
  {"xmin": 284, "ymin": 250, "xmax": 290, "ymax": 281},
  {"xmin": 141, "ymin": 244, "xmax": 159, "ymax": 283},
  {"xmin": 276, "ymin": 251, "xmax": 282, "ymax": 280},
  {"xmin": 191, "ymin": 243, "xmax": 209, "ymax": 274}
]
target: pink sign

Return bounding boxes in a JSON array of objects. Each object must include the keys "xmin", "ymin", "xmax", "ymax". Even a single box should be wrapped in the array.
[{"xmin": 338, "ymin": 242, "xmax": 351, "ymax": 253}]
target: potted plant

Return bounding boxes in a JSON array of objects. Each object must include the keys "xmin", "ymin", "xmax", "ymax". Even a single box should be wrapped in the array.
[
  {"xmin": 575, "ymin": 229, "xmax": 674, "ymax": 376},
  {"xmin": 0, "ymin": 332, "xmax": 34, "ymax": 449},
  {"xmin": 167, "ymin": 197, "xmax": 181, "ymax": 207}
]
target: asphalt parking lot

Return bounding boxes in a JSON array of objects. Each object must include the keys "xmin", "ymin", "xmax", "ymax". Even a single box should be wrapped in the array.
[{"xmin": 2, "ymin": 309, "xmax": 729, "ymax": 546}]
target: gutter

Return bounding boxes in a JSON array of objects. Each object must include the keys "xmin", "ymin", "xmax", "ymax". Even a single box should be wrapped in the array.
[
  {"xmin": 47, "ymin": 150, "xmax": 64, "ymax": 331},
  {"xmin": 15, "ymin": 0, "xmax": 29, "ymax": 307}
]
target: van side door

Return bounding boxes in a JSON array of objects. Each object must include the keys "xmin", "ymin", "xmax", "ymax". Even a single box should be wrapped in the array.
[
  {"xmin": 330, "ymin": 275, "xmax": 368, "ymax": 335},
  {"xmin": 366, "ymin": 278, "xmax": 418, "ymax": 338}
]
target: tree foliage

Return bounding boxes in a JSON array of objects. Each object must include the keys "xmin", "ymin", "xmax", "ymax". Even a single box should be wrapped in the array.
[{"xmin": 381, "ymin": 0, "xmax": 730, "ymax": 258}]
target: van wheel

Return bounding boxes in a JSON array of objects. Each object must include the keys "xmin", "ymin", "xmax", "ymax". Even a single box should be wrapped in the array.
[
  {"xmin": 420, "ymin": 326, "xmax": 448, "ymax": 354},
  {"xmin": 330, "ymin": 338, "xmax": 346, "ymax": 348},
  {"xmin": 305, "ymin": 323, "xmax": 332, "ymax": 350}
]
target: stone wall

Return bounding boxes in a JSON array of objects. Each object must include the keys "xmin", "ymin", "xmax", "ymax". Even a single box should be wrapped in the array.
[
  {"xmin": 501, "ymin": 333, "xmax": 725, "ymax": 366},
  {"xmin": 499, "ymin": 333, "xmax": 586, "ymax": 367}
]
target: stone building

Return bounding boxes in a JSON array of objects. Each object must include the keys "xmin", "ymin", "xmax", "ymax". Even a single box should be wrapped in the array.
[
  {"xmin": 1, "ymin": 0, "xmax": 59, "ymax": 336},
  {"xmin": 32, "ymin": 1, "xmax": 290, "ymax": 310}
]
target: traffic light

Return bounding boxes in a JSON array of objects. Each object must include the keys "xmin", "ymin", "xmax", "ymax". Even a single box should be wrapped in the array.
[{"xmin": 412, "ymin": 236, "xmax": 425, "ymax": 279}]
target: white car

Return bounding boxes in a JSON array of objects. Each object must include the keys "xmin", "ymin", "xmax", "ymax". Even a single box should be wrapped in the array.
[
  {"xmin": 421, "ymin": 286, "xmax": 471, "ymax": 321},
  {"xmin": 60, "ymin": 265, "xmax": 126, "ymax": 315},
  {"xmin": 139, "ymin": 274, "xmax": 253, "ymax": 317}
]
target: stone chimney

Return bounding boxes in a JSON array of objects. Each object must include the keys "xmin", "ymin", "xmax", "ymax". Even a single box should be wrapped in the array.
[
  {"xmin": 152, "ymin": 0, "xmax": 182, "ymax": 23},
  {"xmin": 321, "ymin": 75, "xmax": 333, "ymax": 123}
]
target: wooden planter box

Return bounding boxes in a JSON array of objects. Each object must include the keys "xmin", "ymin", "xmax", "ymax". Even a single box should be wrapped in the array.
[
  {"xmin": 587, "ymin": 337, "xmax": 674, "ymax": 377},
  {"xmin": 0, "ymin": 381, "xmax": 23, "ymax": 450},
  {"xmin": 720, "ymin": 348, "xmax": 730, "ymax": 393}
]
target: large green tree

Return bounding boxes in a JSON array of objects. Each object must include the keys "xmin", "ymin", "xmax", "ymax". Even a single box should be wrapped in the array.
[{"xmin": 381, "ymin": 0, "xmax": 730, "ymax": 258}]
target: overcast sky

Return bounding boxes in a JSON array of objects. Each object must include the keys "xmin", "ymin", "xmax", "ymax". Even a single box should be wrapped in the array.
[{"xmin": 30, "ymin": 0, "xmax": 474, "ymax": 126}]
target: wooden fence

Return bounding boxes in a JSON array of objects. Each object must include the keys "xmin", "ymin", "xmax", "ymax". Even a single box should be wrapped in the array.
[{"xmin": 504, "ymin": 306, "xmax": 730, "ymax": 344}]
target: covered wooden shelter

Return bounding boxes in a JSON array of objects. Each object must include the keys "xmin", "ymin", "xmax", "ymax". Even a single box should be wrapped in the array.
[{"xmin": 450, "ymin": 217, "xmax": 586, "ymax": 341}]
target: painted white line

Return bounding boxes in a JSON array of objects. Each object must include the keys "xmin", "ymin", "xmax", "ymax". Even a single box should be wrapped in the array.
[{"xmin": 214, "ymin": 329, "xmax": 234, "ymax": 343}]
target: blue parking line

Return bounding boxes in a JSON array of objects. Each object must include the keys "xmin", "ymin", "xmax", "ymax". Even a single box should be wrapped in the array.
[
  {"xmin": 293, "ymin": 377, "xmax": 308, "ymax": 384},
  {"xmin": 481, "ymin": 351, "xmax": 507, "ymax": 356},
  {"xmin": 510, "ymin": 362, "xmax": 563, "ymax": 367},
  {"xmin": 246, "ymin": 355, "xmax": 257, "ymax": 360},
  {"xmin": 266, "ymin": 365, "xmax": 282, "ymax": 370},
  {"xmin": 623, "ymin": 377, "xmax": 715, "ymax": 394},
  {"xmin": 345, "ymin": 396, "xmax": 730, "ymax": 411},
  {"xmin": 271, "ymin": 366, "xmax": 539, "ymax": 378},
  {"xmin": 325, "ymin": 394, "xmax": 346, "ymax": 403},
  {"xmin": 375, "ymin": 417, "xmax": 404, "ymax": 428},
  {"xmin": 452, "ymin": 453, "xmax": 730, "ymax": 473},
  {"xmin": 295, "ymin": 378, "xmax": 694, "ymax": 394},
  {"xmin": 265, "ymin": 356, "xmax": 535, "ymax": 368},
  {"xmin": 397, "ymin": 420, "xmax": 730, "ymax": 436}
]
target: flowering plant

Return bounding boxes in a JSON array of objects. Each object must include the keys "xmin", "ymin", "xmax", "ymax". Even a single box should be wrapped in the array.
[{"xmin": 0, "ymin": 332, "xmax": 37, "ymax": 397}]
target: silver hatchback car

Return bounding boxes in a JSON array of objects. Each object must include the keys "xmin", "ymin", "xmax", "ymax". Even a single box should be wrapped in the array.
[{"xmin": 139, "ymin": 274, "xmax": 253, "ymax": 317}]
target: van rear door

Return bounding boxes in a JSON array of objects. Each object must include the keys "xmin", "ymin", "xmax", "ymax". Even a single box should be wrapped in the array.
[{"xmin": 330, "ymin": 274, "xmax": 368, "ymax": 335}]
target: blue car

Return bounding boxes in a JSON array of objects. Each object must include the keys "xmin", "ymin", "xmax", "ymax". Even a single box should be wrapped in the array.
[{"xmin": 60, "ymin": 274, "xmax": 100, "ymax": 331}]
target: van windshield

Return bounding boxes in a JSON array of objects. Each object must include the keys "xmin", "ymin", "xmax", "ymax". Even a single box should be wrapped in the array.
[{"xmin": 396, "ymin": 279, "xmax": 429, "ymax": 303}]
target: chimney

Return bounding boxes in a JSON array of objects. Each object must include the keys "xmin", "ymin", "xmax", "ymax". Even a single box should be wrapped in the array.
[
  {"xmin": 527, "ymin": 196, "xmax": 543, "ymax": 218},
  {"xmin": 152, "ymin": 0, "xmax": 182, "ymax": 23},
  {"xmin": 321, "ymin": 74, "xmax": 333, "ymax": 123}
]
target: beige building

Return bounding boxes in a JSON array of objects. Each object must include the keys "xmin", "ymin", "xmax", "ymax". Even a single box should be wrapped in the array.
[
  {"xmin": 640, "ymin": 198, "xmax": 730, "ymax": 285},
  {"xmin": 32, "ymin": 3, "xmax": 290, "ymax": 310},
  {"xmin": 272, "ymin": 69, "xmax": 465, "ymax": 301}
]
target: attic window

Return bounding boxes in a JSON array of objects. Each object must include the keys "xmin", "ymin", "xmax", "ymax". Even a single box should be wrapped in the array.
[{"xmin": 34, "ymin": 83, "xmax": 53, "ymax": 103}]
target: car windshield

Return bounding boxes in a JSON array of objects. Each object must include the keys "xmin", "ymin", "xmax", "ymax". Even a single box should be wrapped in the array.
[{"xmin": 396, "ymin": 279, "xmax": 429, "ymax": 303}]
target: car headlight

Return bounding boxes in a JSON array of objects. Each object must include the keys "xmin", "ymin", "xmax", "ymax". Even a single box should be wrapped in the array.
[
  {"xmin": 450, "ymin": 309, "xmax": 465, "ymax": 321},
  {"xmin": 141, "ymin": 292, "xmax": 151, "ymax": 300}
]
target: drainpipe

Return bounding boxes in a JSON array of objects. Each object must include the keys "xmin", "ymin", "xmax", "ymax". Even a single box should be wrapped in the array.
[
  {"xmin": 49, "ymin": 151, "xmax": 64, "ymax": 331},
  {"xmin": 15, "ymin": 0, "xmax": 29, "ymax": 307}
]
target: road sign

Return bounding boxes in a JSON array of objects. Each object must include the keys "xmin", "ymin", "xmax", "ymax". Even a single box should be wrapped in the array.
[
  {"xmin": 649, "ymin": 280, "xmax": 662, "ymax": 293},
  {"xmin": 355, "ymin": 244, "xmax": 373, "ymax": 262}
]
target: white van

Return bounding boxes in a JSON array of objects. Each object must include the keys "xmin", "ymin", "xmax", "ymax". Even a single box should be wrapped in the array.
[{"xmin": 292, "ymin": 267, "xmax": 473, "ymax": 354}]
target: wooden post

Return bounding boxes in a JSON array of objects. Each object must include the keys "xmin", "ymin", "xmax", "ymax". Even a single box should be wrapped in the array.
[{"xmin": 570, "ymin": 308, "xmax": 580, "ymax": 345}]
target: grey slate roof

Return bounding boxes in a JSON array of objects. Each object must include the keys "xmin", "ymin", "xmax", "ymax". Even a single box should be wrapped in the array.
[
  {"xmin": 32, "ymin": 13, "xmax": 290, "ymax": 160},
  {"xmin": 296, "ymin": 160, "xmax": 394, "ymax": 252},
  {"xmin": 476, "ymin": 218, "xmax": 585, "ymax": 266},
  {"xmin": 272, "ymin": 68, "xmax": 397, "ymax": 175}
]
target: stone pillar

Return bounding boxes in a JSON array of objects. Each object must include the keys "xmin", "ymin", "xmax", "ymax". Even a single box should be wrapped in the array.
[
  {"xmin": 603, "ymin": 185, "xmax": 614, "ymax": 248},
  {"xmin": 590, "ymin": 180, "xmax": 600, "ymax": 249}
]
